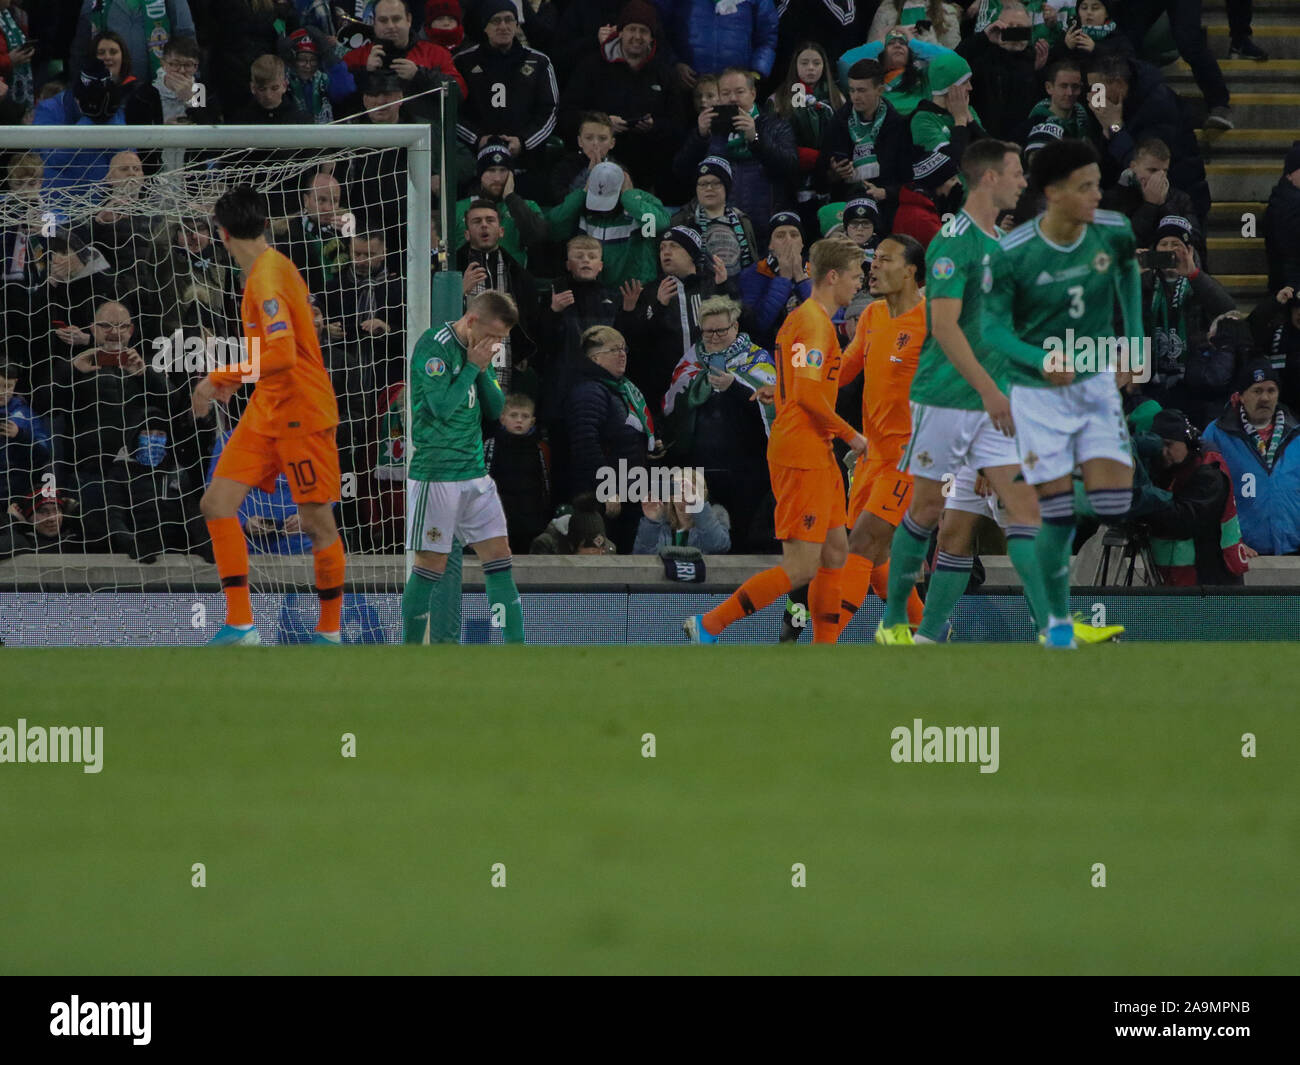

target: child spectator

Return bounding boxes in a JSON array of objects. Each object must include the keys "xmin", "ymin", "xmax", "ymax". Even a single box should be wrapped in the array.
[
  {"xmin": 0, "ymin": 359, "xmax": 52, "ymax": 504},
  {"xmin": 768, "ymin": 42, "xmax": 842, "ymax": 223},
  {"xmin": 282, "ymin": 28, "xmax": 354, "ymax": 123},
  {"xmin": 670, "ymin": 156, "xmax": 758, "ymax": 279},
  {"xmin": 548, "ymin": 112, "xmax": 625, "ymax": 208},
  {"xmin": 485, "ymin": 393, "xmax": 552, "ymax": 553},
  {"xmin": 229, "ymin": 55, "xmax": 313, "ymax": 123}
]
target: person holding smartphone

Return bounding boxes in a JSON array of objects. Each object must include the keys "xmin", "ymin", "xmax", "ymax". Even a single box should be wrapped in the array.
[{"xmin": 953, "ymin": 1, "xmax": 1045, "ymax": 142}]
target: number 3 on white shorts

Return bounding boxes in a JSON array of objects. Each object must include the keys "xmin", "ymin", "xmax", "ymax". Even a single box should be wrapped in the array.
[{"xmin": 1067, "ymin": 285, "xmax": 1085, "ymax": 319}]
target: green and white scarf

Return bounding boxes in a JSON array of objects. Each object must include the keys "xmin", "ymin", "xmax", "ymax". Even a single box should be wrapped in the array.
[
  {"xmin": 601, "ymin": 374, "xmax": 657, "ymax": 452},
  {"xmin": 291, "ymin": 69, "xmax": 334, "ymax": 124},
  {"xmin": 0, "ymin": 7, "xmax": 32, "ymax": 108},
  {"xmin": 1239, "ymin": 403, "xmax": 1285, "ymax": 470},
  {"xmin": 1151, "ymin": 275, "xmax": 1189, "ymax": 368},
  {"xmin": 91, "ymin": 0, "xmax": 172, "ymax": 78},
  {"xmin": 694, "ymin": 204, "xmax": 754, "ymax": 268},
  {"xmin": 1082, "ymin": 21, "xmax": 1117, "ymax": 42},
  {"xmin": 726, "ymin": 104, "xmax": 760, "ymax": 162},
  {"xmin": 848, "ymin": 102, "xmax": 887, "ymax": 182}
]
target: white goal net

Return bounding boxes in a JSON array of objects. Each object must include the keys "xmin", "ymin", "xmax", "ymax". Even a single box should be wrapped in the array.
[{"xmin": 0, "ymin": 123, "xmax": 432, "ymax": 643}]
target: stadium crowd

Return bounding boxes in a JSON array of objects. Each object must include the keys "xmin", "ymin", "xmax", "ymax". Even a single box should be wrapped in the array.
[{"xmin": 0, "ymin": 0, "xmax": 1298, "ymax": 578}]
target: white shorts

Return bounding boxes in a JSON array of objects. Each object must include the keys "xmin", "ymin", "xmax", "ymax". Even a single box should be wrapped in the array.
[
  {"xmin": 1009, "ymin": 374, "xmax": 1133, "ymax": 485},
  {"xmin": 406, "ymin": 475, "xmax": 508, "ymax": 553},
  {"xmin": 901, "ymin": 403, "xmax": 1021, "ymax": 480},
  {"xmin": 943, "ymin": 465, "xmax": 1009, "ymax": 528}
]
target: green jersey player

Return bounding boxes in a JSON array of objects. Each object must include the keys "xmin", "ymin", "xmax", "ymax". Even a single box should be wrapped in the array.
[
  {"xmin": 401, "ymin": 291, "xmax": 525, "ymax": 645},
  {"xmin": 878, "ymin": 139, "xmax": 1054, "ymax": 646},
  {"xmin": 982, "ymin": 138, "xmax": 1144, "ymax": 649}
]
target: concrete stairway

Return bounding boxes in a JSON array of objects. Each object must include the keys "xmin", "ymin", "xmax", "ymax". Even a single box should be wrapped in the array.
[{"xmin": 1163, "ymin": 0, "xmax": 1300, "ymax": 309}]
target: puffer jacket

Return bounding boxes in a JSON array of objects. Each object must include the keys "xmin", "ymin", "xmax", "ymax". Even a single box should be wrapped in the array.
[
  {"xmin": 671, "ymin": 112, "xmax": 797, "ymax": 241},
  {"xmin": 656, "ymin": 0, "xmax": 779, "ymax": 77},
  {"xmin": 1201, "ymin": 399, "xmax": 1300, "ymax": 556}
]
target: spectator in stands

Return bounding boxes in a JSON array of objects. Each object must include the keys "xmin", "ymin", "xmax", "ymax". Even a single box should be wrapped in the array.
[
  {"xmin": 661, "ymin": 295, "xmax": 772, "ymax": 551},
  {"xmin": 123, "ymin": 35, "xmax": 217, "ymax": 126},
  {"xmin": 0, "ymin": 153, "xmax": 51, "ymax": 290},
  {"xmin": 346, "ymin": 0, "xmax": 465, "ymax": 106},
  {"xmin": 5, "ymin": 490, "xmax": 85, "ymax": 555},
  {"xmin": 774, "ymin": 0, "xmax": 875, "ymax": 81},
  {"xmin": 422, "ymin": 0, "xmax": 466, "ymax": 53},
  {"xmin": 485, "ymin": 392, "xmax": 552, "ymax": 553},
  {"xmin": 537, "ymin": 234, "xmax": 637, "ymax": 393},
  {"xmin": 1271, "ymin": 294, "xmax": 1300, "ymax": 410},
  {"xmin": 623, "ymin": 225, "xmax": 734, "ymax": 413},
  {"xmin": 837, "ymin": 26, "xmax": 952, "ymax": 119},
  {"xmin": 1102, "ymin": 138, "xmax": 1204, "ymax": 261},
  {"xmin": 1202, "ymin": 361, "xmax": 1300, "ymax": 557},
  {"xmin": 229, "ymin": 55, "xmax": 312, "ymax": 123},
  {"xmin": 563, "ymin": 324, "xmax": 653, "ymax": 552},
  {"xmin": 548, "ymin": 112, "xmax": 626, "ymax": 208},
  {"xmin": 737, "ymin": 211, "xmax": 810, "ymax": 352},
  {"xmin": 1115, "ymin": 0, "xmax": 1234, "ymax": 129},
  {"xmin": 634, "ymin": 467, "xmax": 731, "ymax": 554},
  {"xmin": 821, "ymin": 58, "xmax": 910, "ymax": 228},
  {"xmin": 324, "ymin": 230, "xmax": 404, "ymax": 386},
  {"xmin": 1264, "ymin": 143, "xmax": 1300, "ymax": 305},
  {"xmin": 457, "ymin": 197, "xmax": 537, "ymax": 392},
  {"xmin": 0, "ymin": 358, "xmax": 51, "ymax": 504},
  {"xmin": 558, "ymin": 1, "xmax": 677, "ymax": 194},
  {"xmin": 867, "ymin": 2, "xmax": 962, "ymax": 48},
  {"xmin": 768, "ymin": 43, "xmax": 842, "ymax": 213},
  {"xmin": 1225, "ymin": 0, "xmax": 1269, "ymax": 61},
  {"xmin": 206, "ymin": 0, "xmax": 300, "ymax": 119},
  {"xmin": 1143, "ymin": 408, "xmax": 1251, "ymax": 585},
  {"xmin": 841, "ymin": 198, "xmax": 882, "ymax": 265},
  {"xmin": 1142, "ymin": 214, "xmax": 1235, "ymax": 396},
  {"xmin": 454, "ymin": 0, "xmax": 559, "ymax": 194},
  {"xmin": 159, "ymin": 217, "xmax": 236, "ymax": 337},
  {"xmin": 529, "ymin": 493, "xmax": 614, "ymax": 554},
  {"xmin": 0, "ymin": 0, "xmax": 36, "ymax": 111},
  {"xmin": 70, "ymin": 0, "xmax": 197, "ymax": 84},
  {"xmin": 86, "ymin": 150, "xmax": 163, "ymax": 280},
  {"xmin": 454, "ymin": 139, "xmax": 548, "ymax": 267},
  {"xmin": 68, "ymin": 299, "xmax": 168, "ymax": 489},
  {"xmin": 20, "ymin": 230, "xmax": 116, "ymax": 414},
  {"xmin": 88, "ymin": 404, "xmax": 211, "ymax": 562},
  {"xmin": 910, "ymin": 51, "xmax": 984, "ymax": 161},
  {"xmin": 1021, "ymin": 60, "xmax": 1086, "ymax": 144},
  {"xmin": 673, "ymin": 67, "xmax": 796, "ymax": 243},
  {"xmin": 281, "ymin": 28, "xmax": 352, "ymax": 123},
  {"xmin": 891, "ymin": 150, "xmax": 961, "ymax": 247},
  {"xmin": 1048, "ymin": 0, "xmax": 1133, "ymax": 66},
  {"xmin": 1082, "ymin": 51, "xmax": 1208, "ymax": 220},
  {"xmin": 670, "ymin": 156, "xmax": 757, "ymax": 279},
  {"xmin": 280, "ymin": 169, "xmax": 350, "ymax": 295},
  {"xmin": 958, "ymin": 1, "xmax": 1044, "ymax": 142},
  {"xmin": 545, "ymin": 160, "xmax": 671, "ymax": 286},
  {"xmin": 660, "ymin": 0, "xmax": 778, "ymax": 83},
  {"xmin": 34, "ymin": 58, "xmax": 127, "ymax": 196}
]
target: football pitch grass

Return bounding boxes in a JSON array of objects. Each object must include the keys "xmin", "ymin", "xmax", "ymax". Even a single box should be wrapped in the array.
[{"xmin": 2, "ymin": 645, "xmax": 1295, "ymax": 975}]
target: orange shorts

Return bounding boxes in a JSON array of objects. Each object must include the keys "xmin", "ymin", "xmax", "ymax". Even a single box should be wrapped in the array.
[
  {"xmin": 214, "ymin": 422, "xmax": 341, "ymax": 505},
  {"xmin": 847, "ymin": 452, "xmax": 912, "ymax": 527},
  {"xmin": 771, "ymin": 461, "xmax": 847, "ymax": 543}
]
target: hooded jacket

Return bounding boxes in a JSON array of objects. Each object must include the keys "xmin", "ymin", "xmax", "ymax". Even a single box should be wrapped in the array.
[{"xmin": 1201, "ymin": 399, "xmax": 1300, "ymax": 555}]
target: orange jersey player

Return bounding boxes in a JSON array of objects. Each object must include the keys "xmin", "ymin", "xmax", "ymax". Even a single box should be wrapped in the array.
[
  {"xmin": 192, "ymin": 184, "xmax": 346, "ymax": 646},
  {"xmin": 684, "ymin": 238, "xmax": 868, "ymax": 645},
  {"xmin": 830, "ymin": 234, "xmax": 930, "ymax": 642}
]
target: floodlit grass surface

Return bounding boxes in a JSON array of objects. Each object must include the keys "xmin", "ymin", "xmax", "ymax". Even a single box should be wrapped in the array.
[{"xmin": 2, "ymin": 646, "xmax": 1295, "ymax": 975}]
